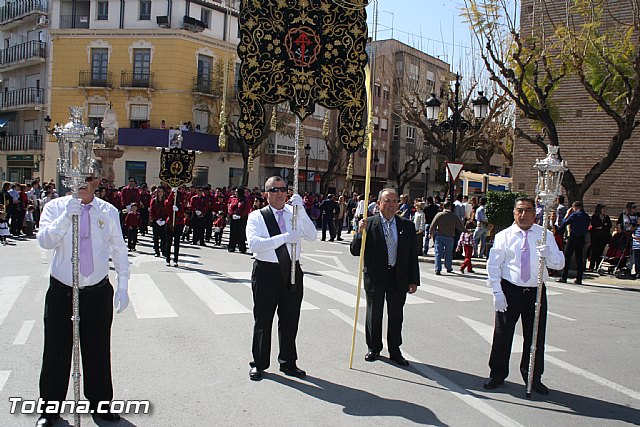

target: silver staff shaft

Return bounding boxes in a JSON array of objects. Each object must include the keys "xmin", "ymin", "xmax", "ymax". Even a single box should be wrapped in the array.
[
  {"xmin": 290, "ymin": 116, "xmax": 302, "ymax": 285},
  {"xmin": 71, "ymin": 206, "xmax": 81, "ymax": 427},
  {"xmin": 526, "ymin": 209, "xmax": 549, "ymax": 398}
]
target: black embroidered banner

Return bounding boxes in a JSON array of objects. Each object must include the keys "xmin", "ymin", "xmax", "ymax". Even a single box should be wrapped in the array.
[
  {"xmin": 159, "ymin": 147, "xmax": 196, "ymax": 187},
  {"xmin": 237, "ymin": 0, "xmax": 368, "ymax": 152}
]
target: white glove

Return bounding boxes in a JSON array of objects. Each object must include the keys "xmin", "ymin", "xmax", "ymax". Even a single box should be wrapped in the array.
[
  {"xmin": 537, "ymin": 244, "xmax": 551, "ymax": 259},
  {"xmin": 172, "ymin": 205, "xmax": 179, "ymax": 212},
  {"xmin": 232, "ymin": 214, "xmax": 240, "ymax": 220},
  {"xmin": 289, "ymin": 193, "xmax": 303, "ymax": 207},
  {"xmin": 64, "ymin": 198, "xmax": 83, "ymax": 220},
  {"xmin": 114, "ymin": 289, "xmax": 129, "ymax": 314},
  {"xmin": 195, "ymin": 210, "xmax": 202, "ymax": 216},
  {"xmin": 171, "ymin": 187, "xmax": 178, "ymax": 193},
  {"xmin": 156, "ymin": 219, "xmax": 166, "ymax": 226},
  {"xmin": 493, "ymin": 291, "xmax": 508, "ymax": 312},
  {"xmin": 283, "ymin": 229, "xmax": 302, "ymax": 244}
]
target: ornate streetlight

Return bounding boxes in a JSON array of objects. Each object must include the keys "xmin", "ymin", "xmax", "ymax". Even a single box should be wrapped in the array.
[
  {"xmin": 51, "ymin": 106, "xmax": 100, "ymax": 427},
  {"xmin": 372, "ymin": 153, "xmax": 380, "ymax": 193},
  {"xmin": 526, "ymin": 144, "xmax": 567, "ymax": 398},
  {"xmin": 304, "ymin": 142, "xmax": 311, "ymax": 192},
  {"xmin": 425, "ymin": 74, "xmax": 490, "ymax": 199}
]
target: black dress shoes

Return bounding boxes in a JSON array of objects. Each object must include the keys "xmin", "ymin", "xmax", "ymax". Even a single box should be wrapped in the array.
[
  {"xmin": 532, "ymin": 381, "xmax": 550, "ymax": 395},
  {"xmin": 36, "ymin": 415, "xmax": 58, "ymax": 427},
  {"xmin": 249, "ymin": 366, "xmax": 263, "ymax": 381},
  {"xmin": 365, "ymin": 351, "xmax": 379, "ymax": 362},
  {"xmin": 483, "ymin": 377, "xmax": 504, "ymax": 390},
  {"xmin": 390, "ymin": 354, "xmax": 409, "ymax": 366},
  {"xmin": 556, "ymin": 278, "xmax": 567, "ymax": 283},
  {"xmin": 280, "ymin": 364, "xmax": 306, "ymax": 378}
]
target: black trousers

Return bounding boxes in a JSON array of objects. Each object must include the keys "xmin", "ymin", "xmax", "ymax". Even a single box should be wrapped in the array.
[
  {"xmin": 165, "ymin": 224, "xmax": 184, "ymax": 264},
  {"xmin": 251, "ymin": 260, "xmax": 303, "ymax": 370},
  {"xmin": 365, "ymin": 268, "xmax": 407, "ymax": 356},
  {"xmin": 127, "ymin": 227, "xmax": 138, "ymax": 249},
  {"xmin": 489, "ymin": 279, "xmax": 547, "ymax": 382},
  {"xmin": 562, "ymin": 234, "xmax": 586, "ymax": 281},
  {"xmin": 334, "ymin": 218, "xmax": 344, "ymax": 238},
  {"xmin": 192, "ymin": 215, "xmax": 205, "ymax": 245},
  {"xmin": 228, "ymin": 217, "xmax": 247, "ymax": 253},
  {"xmin": 589, "ymin": 232, "xmax": 608, "ymax": 270},
  {"xmin": 152, "ymin": 222, "xmax": 167, "ymax": 256},
  {"xmin": 139, "ymin": 207, "xmax": 149, "ymax": 235},
  {"xmin": 204, "ymin": 212, "xmax": 213, "ymax": 241},
  {"xmin": 40, "ymin": 277, "xmax": 114, "ymax": 411},
  {"xmin": 321, "ymin": 215, "xmax": 336, "ymax": 240}
]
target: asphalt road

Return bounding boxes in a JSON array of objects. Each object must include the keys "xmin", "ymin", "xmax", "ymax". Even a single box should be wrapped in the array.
[{"xmin": 1, "ymin": 230, "xmax": 639, "ymax": 426}]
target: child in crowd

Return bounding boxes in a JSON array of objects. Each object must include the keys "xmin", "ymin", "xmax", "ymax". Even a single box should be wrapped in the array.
[
  {"xmin": 25, "ymin": 205, "xmax": 35, "ymax": 236},
  {"xmin": 457, "ymin": 221, "xmax": 476, "ymax": 274},
  {"xmin": 0, "ymin": 211, "xmax": 9, "ymax": 245},
  {"xmin": 213, "ymin": 211, "xmax": 227, "ymax": 246},
  {"xmin": 124, "ymin": 203, "xmax": 141, "ymax": 251}
]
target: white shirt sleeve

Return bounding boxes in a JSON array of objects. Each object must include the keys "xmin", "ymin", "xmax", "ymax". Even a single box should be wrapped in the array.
[{"xmin": 487, "ymin": 230, "xmax": 506, "ymax": 293}]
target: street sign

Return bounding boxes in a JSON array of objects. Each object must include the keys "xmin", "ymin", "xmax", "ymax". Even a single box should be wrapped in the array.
[
  {"xmin": 280, "ymin": 167, "xmax": 289, "ymax": 178},
  {"xmin": 446, "ymin": 162, "xmax": 464, "ymax": 182}
]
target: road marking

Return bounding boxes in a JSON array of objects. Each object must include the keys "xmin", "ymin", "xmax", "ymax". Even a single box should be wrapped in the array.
[
  {"xmin": 459, "ymin": 316, "xmax": 564, "ymax": 353},
  {"xmin": 225, "ymin": 272, "xmax": 319, "ymax": 311},
  {"xmin": 328, "ymin": 309, "xmax": 525, "ymax": 427},
  {"xmin": 421, "ymin": 272, "xmax": 563, "ymax": 295},
  {"xmin": 178, "ymin": 272, "xmax": 251, "ymax": 315},
  {"xmin": 128, "ymin": 274, "xmax": 178, "ymax": 319},
  {"xmin": 0, "ymin": 370, "xmax": 10, "ymax": 392},
  {"xmin": 417, "ymin": 284, "xmax": 481, "ymax": 302},
  {"xmin": 319, "ymin": 270, "xmax": 433, "ymax": 304},
  {"xmin": 305, "ymin": 277, "xmax": 363, "ymax": 307},
  {"xmin": 301, "ymin": 254, "xmax": 349, "ymax": 272},
  {"xmin": 314, "ymin": 250, "xmax": 343, "ymax": 254},
  {"xmin": 13, "ymin": 320, "xmax": 36, "ymax": 345},
  {"xmin": 547, "ymin": 312, "xmax": 576, "ymax": 321},
  {"xmin": 546, "ymin": 355, "xmax": 640, "ymax": 401},
  {"xmin": 0, "ymin": 276, "xmax": 28, "ymax": 325},
  {"xmin": 547, "ymin": 282, "xmax": 595, "ymax": 293}
]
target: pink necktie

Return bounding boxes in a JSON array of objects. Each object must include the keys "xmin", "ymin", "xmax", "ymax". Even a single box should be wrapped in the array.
[
  {"xmin": 520, "ymin": 230, "xmax": 530, "ymax": 283},
  {"xmin": 276, "ymin": 210, "xmax": 287, "ymax": 234},
  {"xmin": 79, "ymin": 204, "xmax": 94, "ymax": 277}
]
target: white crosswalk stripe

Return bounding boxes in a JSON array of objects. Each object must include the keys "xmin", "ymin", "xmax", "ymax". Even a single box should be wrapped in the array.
[
  {"xmin": 319, "ymin": 270, "xmax": 433, "ymax": 304},
  {"xmin": 177, "ymin": 272, "xmax": 251, "ymax": 315},
  {"xmin": 0, "ymin": 370, "xmax": 10, "ymax": 393},
  {"xmin": 422, "ymin": 271, "xmax": 563, "ymax": 296},
  {"xmin": 13, "ymin": 320, "xmax": 35, "ymax": 345},
  {"xmin": 129, "ymin": 274, "xmax": 178, "ymax": 319},
  {"xmin": 0, "ymin": 276, "xmax": 28, "ymax": 326},
  {"xmin": 547, "ymin": 281, "xmax": 596, "ymax": 293}
]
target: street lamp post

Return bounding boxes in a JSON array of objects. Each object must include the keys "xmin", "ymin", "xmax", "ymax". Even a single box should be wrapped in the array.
[
  {"xmin": 425, "ymin": 74, "xmax": 489, "ymax": 200},
  {"xmin": 424, "ymin": 165, "xmax": 430, "ymax": 199},
  {"xmin": 304, "ymin": 143, "xmax": 311, "ymax": 192},
  {"xmin": 372, "ymin": 153, "xmax": 380, "ymax": 194}
]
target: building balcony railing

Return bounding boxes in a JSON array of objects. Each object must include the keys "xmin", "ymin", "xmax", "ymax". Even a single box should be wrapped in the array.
[
  {"xmin": 60, "ymin": 14, "xmax": 89, "ymax": 29},
  {"xmin": 0, "ymin": 134, "xmax": 43, "ymax": 151},
  {"xmin": 192, "ymin": 76, "xmax": 221, "ymax": 96},
  {"xmin": 0, "ymin": 87, "xmax": 44, "ymax": 110},
  {"xmin": 121, "ymin": 71, "xmax": 155, "ymax": 90},
  {"xmin": 79, "ymin": 70, "xmax": 112, "ymax": 88},
  {"xmin": 0, "ymin": 0, "xmax": 48, "ymax": 27},
  {"xmin": 0, "ymin": 40, "xmax": 46, "ymax": 71}
]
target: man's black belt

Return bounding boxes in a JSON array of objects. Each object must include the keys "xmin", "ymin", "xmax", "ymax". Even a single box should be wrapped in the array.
[
  {"xmin": 501, "ymin": 278, "xmax": 543, "ymax": 292},
  {"xmin": 50, "ymin": 276, "xmax": 110, "ymax": 293}
]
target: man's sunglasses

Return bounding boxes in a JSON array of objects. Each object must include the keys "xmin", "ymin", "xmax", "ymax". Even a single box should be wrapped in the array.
[{"xmin": 267, "ymin": 187, "xmax": 287, "ymax": 193}]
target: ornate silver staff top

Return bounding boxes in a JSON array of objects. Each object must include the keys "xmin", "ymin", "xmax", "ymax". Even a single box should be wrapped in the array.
[
  {"xmin": 534, "ymin": 145, "xmax": 567, "ymax": 205},
  {"xmin": 54, "ymin": 106, "xmax": 100, "ymax": 191}
]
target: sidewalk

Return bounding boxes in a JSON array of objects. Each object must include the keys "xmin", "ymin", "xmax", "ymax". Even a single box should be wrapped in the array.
[{"xmin": 418, "ymin": 253, "xmax": 639, "ymax": 289}]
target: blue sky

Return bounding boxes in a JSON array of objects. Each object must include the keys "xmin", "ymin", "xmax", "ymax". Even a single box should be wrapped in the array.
[{"xmin": 365, "ymin": 0, "xmax": 478, "ymax": 69}]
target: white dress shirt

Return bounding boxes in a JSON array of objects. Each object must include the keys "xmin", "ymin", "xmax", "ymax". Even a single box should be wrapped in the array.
[
  {"xmin": 37, "ymin": 195, "xmax": 130, "ymax": 290},
  {"xmin": 487, "ymin": 223, "xmax": 564, "ymax": 293},
  {"xmin": 247, "ymin": 204, "xmax": 317, "ymax": 262}
]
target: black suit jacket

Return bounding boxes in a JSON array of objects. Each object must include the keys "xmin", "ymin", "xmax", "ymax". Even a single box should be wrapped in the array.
[{"xmin": 350, "ymin": 214, "xmax": 420, "ymax": 292}]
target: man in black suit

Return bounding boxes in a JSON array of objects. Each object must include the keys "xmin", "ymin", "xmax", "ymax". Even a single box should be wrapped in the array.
[
  {"xmin": 319, "ymin": 194, "xmax": 339, "ymax": 241},
  {"xmin": 350, "ymin": 188, "xmax": 420, "ymax": 366}
]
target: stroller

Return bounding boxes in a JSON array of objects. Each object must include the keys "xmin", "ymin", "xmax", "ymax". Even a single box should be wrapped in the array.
[{"xmin": 597, "ymin": 231, "xmax": 632, "ymax": 278}]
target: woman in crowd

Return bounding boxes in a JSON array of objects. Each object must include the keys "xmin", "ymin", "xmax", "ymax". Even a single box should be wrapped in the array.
[{"xmin": 587, "ymin": 203, "xmax": 612, "ymax": 272}]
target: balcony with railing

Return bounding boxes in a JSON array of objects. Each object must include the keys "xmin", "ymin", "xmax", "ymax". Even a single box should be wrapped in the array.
[
  {"xmin": 192, "ymin": 76, "xmax": 221, "ymax": 97},
  {"xmin": 60, "ymin": 14, "xmax": 89, "ymax": 29},
  {"xmin": 0, "ymin": 0, "xmax": 48, "ymax": 28},
  {"xmin": 0, "ymin": 87, "xmax": 44, "ymax": 110},
  {"xmin": 0, "ymin": 134, "xmax": 43, "ymax": 151},
  {"xmin": 79, "ymin": 70, "xmax": 112, "ymax": 89},
  {"xmin": 121, "ymin": 72, "xmax": 155, "ymax": 90},
  {"xmin": 0, "ymin": 40, "xmax": 46, "ymax": 71}
]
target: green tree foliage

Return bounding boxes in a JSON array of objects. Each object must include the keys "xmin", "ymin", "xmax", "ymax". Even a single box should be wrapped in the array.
[{"xmin": 485, "ymin": 190, "xmax": 528, "ymax": 232}]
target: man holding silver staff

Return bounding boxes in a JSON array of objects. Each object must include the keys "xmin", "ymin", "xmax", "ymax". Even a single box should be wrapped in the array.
[
  {"xmin": 483, "ymin": 197, "xmax": 564, "ymax": 395},
  {"xmin": 35, "ymin": 171, "xmax": 130, "ymax": 426},
  {"xmin": 246, "ymin": 176, "xmax": 317, "ymax": 381}
]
